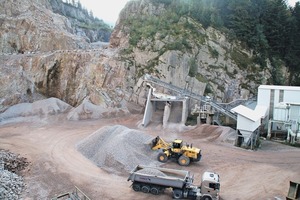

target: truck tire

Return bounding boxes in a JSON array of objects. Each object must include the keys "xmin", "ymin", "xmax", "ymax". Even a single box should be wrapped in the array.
[
  {"xmin": 141, "ymin": 185, "xmax": 150, "ymax": 193},
  {"xmin": 150, "ymin": 187, "xmax": 159, "ymax": 195},
  {"xmin": 178, "ymin": 155, "xmax": 190, "ymax": 166},
  {"xmin": 201, "ymin": 195, "xmax": 212, "ymax": 200},
  {"xmin": 132, "ymin": 183, "xmax": 141, "ymax": 192},
  {"xmin": 172, "ymin": 189, "xmax": 183, "ymax": 199},
  {"xmin": 157, "ymin": 152, "xmax": 168, "ymax": 163}
]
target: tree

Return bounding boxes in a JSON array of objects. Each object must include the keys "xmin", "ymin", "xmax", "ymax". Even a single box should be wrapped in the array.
[
  {"xmin": 89, "ymin": 10, "xmax": 94, "ymax": 19},
  {"xmin": 77, "ymin": 0, "xmax": 82, "ymax": 9}
]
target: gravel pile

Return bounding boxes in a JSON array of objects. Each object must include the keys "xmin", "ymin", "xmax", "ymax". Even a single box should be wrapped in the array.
[
  {"xmin": 0, "ymin": 150, "xmax": 28, "ymax": 200},
  {"xmin": 76, "ymin": 125, "xmax": 161, "ymax": 174},
  {"xmin": 0, "ymin": 97, "xmax": 72, "ymax": 123}
]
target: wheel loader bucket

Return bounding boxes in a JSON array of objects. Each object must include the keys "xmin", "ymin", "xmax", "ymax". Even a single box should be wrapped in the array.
[{"xmin": 151, "ymin": 136, "xmax": 159, "ymax": 149}]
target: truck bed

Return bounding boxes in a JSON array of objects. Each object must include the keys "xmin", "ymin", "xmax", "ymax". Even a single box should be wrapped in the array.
[{"xmin": 128, "ymin": 165, "xmax": 192, "ymax": 189}]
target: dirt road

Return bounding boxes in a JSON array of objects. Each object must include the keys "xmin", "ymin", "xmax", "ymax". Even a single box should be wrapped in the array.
[{"xmin": 1, "ymin": 114, "xmax": 299, "ymax": 200}]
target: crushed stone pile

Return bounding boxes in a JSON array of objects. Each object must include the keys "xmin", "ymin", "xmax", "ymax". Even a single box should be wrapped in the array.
[
  {"xmin": 76, "ymin": 125, "xmax": 161, "ymax": 174},
  {"xmin": 0, "ymin": 150, "xmax": 28, "ymax": 200}
]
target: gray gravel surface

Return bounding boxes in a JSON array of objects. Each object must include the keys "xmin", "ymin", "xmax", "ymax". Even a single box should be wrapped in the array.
[{"xmin": 76, "ymin": 125, "xmax": 161, "ymax": 174}]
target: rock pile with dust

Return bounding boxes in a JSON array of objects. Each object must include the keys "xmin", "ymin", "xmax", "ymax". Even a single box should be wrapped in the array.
[{"xmin": 76, "ymin": 125, "xmax": 161, "ymax": 174}]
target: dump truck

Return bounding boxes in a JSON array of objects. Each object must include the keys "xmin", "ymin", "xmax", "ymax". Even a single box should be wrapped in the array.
[
  {"xmin": 151, "ymin": 136, "xmax": 202, "ymax": 166},
  {"xmin": 128, "ymin": 165, "xmax": 220, "ymax": 200}
]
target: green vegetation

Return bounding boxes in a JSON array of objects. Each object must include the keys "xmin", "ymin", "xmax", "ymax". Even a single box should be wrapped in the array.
[
  {"xmin": 58, "ymin": 0, "xmax": 112, "ymax": 32},
  {"xmin": 230, "ymin": 48, "xmax": 252, "ymax": 70},
  {"xmin": 188, "ymin": 58, "xmax": 197, "ymax": 77},
  {"xmin": 122, "ymin": 0, "xmax": 300, "ymax": 86},
  {"xmin": 208, "ymin": 46, "xmax": 219, "ymax": 59},
  {"xmin": 76, "ymin": 19, "xmax": 111, "ymax": 31}
]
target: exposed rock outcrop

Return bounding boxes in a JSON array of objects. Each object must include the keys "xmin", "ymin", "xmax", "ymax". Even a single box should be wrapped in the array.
[
  {"xmin": 0, "ymin": 0, "xmax": 132, "ymax": 113},
  {"xmin": 0, "ymin": 48, "xmax": 130, "ymax": 112},
  {"xmin": 111, "ymin": 0, "xmax": 289, "ymax": 102},
  {"xmin": 0, "ymin": 0, "xmax": 290, "ymax": 116},
  {"xmin": 0, "ymin": 0, "xmax": 88, "ymax": 54},
  {"xmin": 49, "ymin": 0, "xmax": 112, "ymax": 43}
]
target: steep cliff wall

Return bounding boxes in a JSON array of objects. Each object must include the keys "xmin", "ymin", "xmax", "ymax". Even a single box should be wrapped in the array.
[
  {"xmin": 49, "ymin": 0, "xmax": 112, "ymax": 43},
  {"xmin": 0, "ymin": 0, "xmax": 128, "ymax": 112},
  {"xmin": 111, "ymin": 0, "xmax": 289, "ymax": 102},
  {"xmin": 0, "ymin": 0, "xmax": 290, "ymax": 114}
]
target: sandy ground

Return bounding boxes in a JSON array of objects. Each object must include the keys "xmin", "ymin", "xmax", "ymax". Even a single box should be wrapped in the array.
[{"xmin": 1, "ymin": 113, "xmax": 300, "ymax": 200}]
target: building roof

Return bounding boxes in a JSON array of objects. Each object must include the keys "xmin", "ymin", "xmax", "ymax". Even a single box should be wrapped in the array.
[
  {"xmin": 231, "ymin": 105, "xmax": 268, "ymax": 122},
  {"xmin": 259, "ymin": 85, "xmax": 300, "ymax": 91}
]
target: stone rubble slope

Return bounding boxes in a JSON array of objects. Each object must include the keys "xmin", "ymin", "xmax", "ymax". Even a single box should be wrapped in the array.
[
  {"xmin": 0, "ymin": 169, "xmax": 25, "ymax": 200},
  {"xmin": 67, "ymin": 98, "xmax": 129, "ymax": 121},
  {"xmin": 0, "ymin": 97, "xmax": 72, "ymax": 122},
  {"xmin": 76, "ymin": 125, "xmax": 161, "ymax": 174},
  {"xmin": 0, "ymin": 150, "xmax": 29, "ymax": 173},
  {"xmin": 0, "ymin": 150, "xmax": 29, "ymax": 200}
]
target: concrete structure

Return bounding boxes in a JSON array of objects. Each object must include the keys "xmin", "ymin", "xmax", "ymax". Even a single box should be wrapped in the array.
[{"xmin": 142, "ymin": 88, "xmax": 189, "ymax": 127}]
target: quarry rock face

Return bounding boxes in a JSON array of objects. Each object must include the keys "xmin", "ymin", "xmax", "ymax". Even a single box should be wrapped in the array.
[
  {"xmin": 0, "ymin": 48, "xmax": 130, "ymax": 112},
  {"xmin": 49, "ymin": 0, "xmax": 112, "ymax": 43},
  {"xmin": 0, "ymin": 0, "xmax": 289, "ymax": 112},
  {"xmin": 0, "ymin": 0, "xmax": 129, "ymax": 112},
  {"xmin": 0, "ymin": 0, "xmax": 88, "ymax": 54},
  {"xmin": 111, "ymin": 0, "xmax": 289, "ymax": 102}
]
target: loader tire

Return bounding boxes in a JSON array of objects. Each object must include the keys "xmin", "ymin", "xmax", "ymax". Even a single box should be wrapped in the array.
[
  {"xmin": 178, "ymin": 155, "xmax": 190, "ymax": 166},
  {"xmin": 157, "ymin": 152, "xmax": 168, "ymax": 163}
]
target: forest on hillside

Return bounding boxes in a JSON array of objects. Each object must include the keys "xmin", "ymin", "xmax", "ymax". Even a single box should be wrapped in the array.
[{"xmin": 129, "ymin": 0, "xmax": 300, "ymax": 85}]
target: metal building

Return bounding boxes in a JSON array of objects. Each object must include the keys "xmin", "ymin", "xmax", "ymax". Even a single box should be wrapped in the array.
[{"xmin": 231, "ymin": 85, "xmax": 300, "ymax": 148}]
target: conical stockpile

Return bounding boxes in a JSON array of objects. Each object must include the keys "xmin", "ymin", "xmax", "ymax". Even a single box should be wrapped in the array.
[{"xmin": 76, "ymin": 125, "xmax": 161, "ymax": 174}]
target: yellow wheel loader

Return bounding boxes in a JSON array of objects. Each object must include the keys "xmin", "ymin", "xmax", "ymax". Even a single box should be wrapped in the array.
[{"xmin": 151, "ymin": 136, "xmax": 202, "ymax": 166}]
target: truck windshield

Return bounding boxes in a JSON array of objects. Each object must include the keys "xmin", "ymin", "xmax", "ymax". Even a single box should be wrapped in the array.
[{"xmin": 209, "ymin": 183, "xmax": 220, "ymax": 190}]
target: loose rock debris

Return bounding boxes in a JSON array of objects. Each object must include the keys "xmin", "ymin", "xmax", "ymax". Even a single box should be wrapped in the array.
[
  {"xmin": 76, "ymin": 125, "xmax": 161, "ymax": 174},
  {"xmin": 0, "ymin": 150, "xmax": 29, "ymax": 173},
  {"xmin": 0, "ymin": 150, "xmax": 29, "ymax": 200}
]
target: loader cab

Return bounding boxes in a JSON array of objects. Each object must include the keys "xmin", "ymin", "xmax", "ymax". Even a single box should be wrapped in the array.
[{"xmin": 172, "ymin": 139, "xmax": 183, "ymax": 149}]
